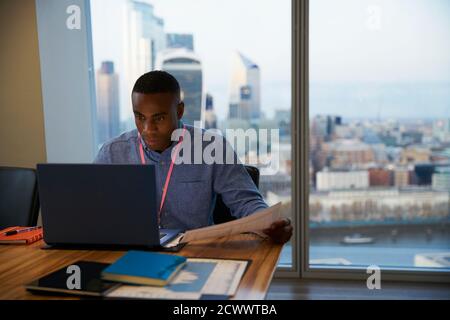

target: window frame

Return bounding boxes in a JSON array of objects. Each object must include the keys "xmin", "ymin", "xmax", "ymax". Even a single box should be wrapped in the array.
[
  {"xmin": 275, "ymin": 0, "xmax": 450, "ymax": 283},
  {"xmin": 35, "ymin": 0, "xmax": 98, "ymax": 163}
]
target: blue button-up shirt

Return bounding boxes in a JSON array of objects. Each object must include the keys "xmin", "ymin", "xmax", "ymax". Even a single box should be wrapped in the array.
[{"xmin": 93, "ymin": 123, "xmax": 268, "ymax": 230}]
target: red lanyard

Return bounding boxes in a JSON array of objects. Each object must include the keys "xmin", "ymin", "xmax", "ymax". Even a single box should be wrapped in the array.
[{"xmin": 137, "ymin": 126, "xmax": 187, "ymax": 224}]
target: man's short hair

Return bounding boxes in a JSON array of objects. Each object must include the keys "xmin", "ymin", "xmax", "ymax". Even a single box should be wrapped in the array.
[{"xmin": 132, "ymin": 70, "xmax": 181, "ymax": 99}]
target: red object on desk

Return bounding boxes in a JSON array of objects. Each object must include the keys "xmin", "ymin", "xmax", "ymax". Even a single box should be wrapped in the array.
[{"xmin": 0, "ymin": 226, "xmax": 43, "ymax": 244}]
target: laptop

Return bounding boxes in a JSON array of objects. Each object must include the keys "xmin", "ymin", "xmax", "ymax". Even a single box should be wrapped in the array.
[{"xmin": 36, "ymin": 164, "xmax": 184, "ymax": 251}]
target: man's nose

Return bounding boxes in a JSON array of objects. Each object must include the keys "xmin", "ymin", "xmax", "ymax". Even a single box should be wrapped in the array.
[
  {"xmin": 142, "ymin": 120, "xmax": 157, "ymax": 134},
  {"xmin": 143, "ymin": 120, "xmax": 158, "ymax": 135}
]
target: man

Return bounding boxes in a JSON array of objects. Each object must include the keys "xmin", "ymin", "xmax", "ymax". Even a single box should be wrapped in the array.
[{"xmin": 95, "ymin": 71, "xmax": 292, "ymax": 244}]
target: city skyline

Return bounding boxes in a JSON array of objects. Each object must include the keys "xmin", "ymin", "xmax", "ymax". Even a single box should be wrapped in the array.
[
  {"xmin": 91, "ymin": 0, "xmax": 449, "ymax": 123},
  {"xmin": 90, "ymin": 0, "xmax": 291, "ymax": 121}
]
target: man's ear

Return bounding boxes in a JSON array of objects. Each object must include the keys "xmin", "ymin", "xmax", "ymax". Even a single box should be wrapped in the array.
[{"xmin": 177, "ymin": 102, "xmax": 184, "ymax": 120}]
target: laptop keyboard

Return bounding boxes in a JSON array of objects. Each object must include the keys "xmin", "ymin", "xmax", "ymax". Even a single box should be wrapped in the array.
[{"xmin": 159, "ymin": 232, "xmax": 167, "ymax": 240}]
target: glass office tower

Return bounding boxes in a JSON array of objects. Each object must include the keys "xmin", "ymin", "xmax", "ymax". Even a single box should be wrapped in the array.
[
  {"xmin": 156, "ymin": 48, "xmax": 204, "ymax": 127},
  {"xmin": 95, "ymin": 61, "xmax": 121, "ymax": 147}
]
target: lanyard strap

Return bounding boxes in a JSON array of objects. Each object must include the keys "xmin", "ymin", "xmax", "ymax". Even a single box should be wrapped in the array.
[{"xmin": 138, "ymin": 126, "xmax": 186, "ymax": 224}]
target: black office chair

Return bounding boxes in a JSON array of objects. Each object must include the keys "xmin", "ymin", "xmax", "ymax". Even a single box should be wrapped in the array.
[
  {"xmin": 0, "ymin": 167, "xmax": 40, "ymax": 229},
  {"xmin": 213, "ymin": 165, "xmax": 260, "ymax": 225}
]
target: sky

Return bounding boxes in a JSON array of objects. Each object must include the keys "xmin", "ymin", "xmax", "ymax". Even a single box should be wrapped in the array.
[
  {"xmin": 310, "ymin": 0, "xmax": 450, "ymax": 83},
  {"xmin": 90, "ymin": 0, "xmax": 450, "ymax": 121}
]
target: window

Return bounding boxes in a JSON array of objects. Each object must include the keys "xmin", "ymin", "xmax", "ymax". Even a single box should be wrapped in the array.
[
  {"xmin": 90, "ymin": 0, "xmax": 293, "ymax": 267},
  {"xmin": 308, "ymin": 0, "xmax": 450, "ymax": 273},
  {"xmin": 36, "ymin": 0, "xmax": 449, "ymax": 281}
]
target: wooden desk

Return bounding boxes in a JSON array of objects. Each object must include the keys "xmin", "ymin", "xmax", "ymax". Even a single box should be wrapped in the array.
[{"xmin": 0, "ymin": 233, "xmax": 283, "ymax": 300}]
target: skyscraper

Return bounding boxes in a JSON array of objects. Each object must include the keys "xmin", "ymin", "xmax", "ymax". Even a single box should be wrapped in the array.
[
  {"xmin": 433, "ymin": 119, "xmax": 450, "ymax": 143},
  {"xmin": 228, "ymin": 52, "xmax": 261, "ymax": 120},
  {"xmin": 156, "ymin": 48, "xmax": 204, "ymax": 126},
  {"xmin": 204, "ymin": 93, "xmax": 217, "ymax": 129},
  {"xmin": 121, "ymin": 0, "xmax": 166, "ymax": 129},
  {"xmin": 311, "ymin": 115, "xmax": 342, "ymax": 141},
  {"xmin": 125, "ymin": 0, "xmax": 166, "ymax": 71},
  {"xmin": 96, "ymin": 61, "xmax": 121, "ymax": 146},
  {"xmin": 166, "ymin": 33, "xmax": 194, "ymax": 51}
]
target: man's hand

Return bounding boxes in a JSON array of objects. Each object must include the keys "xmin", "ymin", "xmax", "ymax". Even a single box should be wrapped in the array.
[{"xmin": 262, "ymin": 218, "xmax": 293, "ymax": 244}]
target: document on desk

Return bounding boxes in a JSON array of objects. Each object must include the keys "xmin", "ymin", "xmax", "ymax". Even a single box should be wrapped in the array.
[
  {"xmin": 179, "ymin": 202, "xmax": 283, "ymax": 244},
  {"xmin": 105, "ymin": 258, "xmax": 248, "ymax": 300}
]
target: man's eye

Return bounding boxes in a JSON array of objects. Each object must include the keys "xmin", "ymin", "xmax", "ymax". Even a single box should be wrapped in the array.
[{"xmin": 156, "ymin": 116, "xmax": 164, "ymax": 122}]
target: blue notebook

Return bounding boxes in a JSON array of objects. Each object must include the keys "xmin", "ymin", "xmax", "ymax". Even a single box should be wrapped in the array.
[{"xmin": 101, "ymin": 251, "xmax": 187, "ymax": 286}]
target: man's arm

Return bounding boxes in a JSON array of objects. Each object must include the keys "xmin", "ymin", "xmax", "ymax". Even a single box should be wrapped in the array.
[
  {"xmin": 213, "ymin": 161, "xmax": 268, "ymax": 219},
  {"xmin": 212, "ymin": 135, "xmax": 292, "ymax": 244},
  {"xmin": 93, "ymin": 143, "xmax": 112, "ymax": 164}
]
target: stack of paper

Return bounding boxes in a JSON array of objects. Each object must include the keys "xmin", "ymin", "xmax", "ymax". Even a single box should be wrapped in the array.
[
  {"xmin": 178, "ymin": 202, "xmax": 283, "ymax": 244},
  {"xmin": 106, "ymin": 258, "xmax": 248, "ymax": 300}
]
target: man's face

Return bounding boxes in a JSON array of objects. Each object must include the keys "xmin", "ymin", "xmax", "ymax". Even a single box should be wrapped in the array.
[{"xmin": 132, "ymin": 92, "xmax": 184, "ymax": 152}]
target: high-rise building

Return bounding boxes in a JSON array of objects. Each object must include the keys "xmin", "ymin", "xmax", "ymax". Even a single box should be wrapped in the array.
[
  {"xmin": 432, "ymin": 166, "xmax": 450, "ymax": 192},
  {"xmin": 166, "ymin": 33, "xmax": 194, "ymax": 51},
  {"xmin": 156, "ymin": 48, "xmax": 203, "ymax": 126},
  {"xmin": 433, "ymin": 119, "xmax": 450, "ymax": 143},
  {"xmin": 311, "ymin": 115, "xmax": 341, "ymax": 141},
  {"xmin": 235, "ymin": 85, "xmax": 252, "ymax": 119},
  {"xmin": 274, "ymin": 109, "xmax": 291, "ymax": 138},
  {"xmin": 228, "ymin": 52, "xmax": 260, "ymax": 120},
  {"xmin": 121, "ymin": 0, "xmax": 166, "ymax": 129},
  {"xmin": 311, "ymin": 115, "xmax": 328, "ymax": 139},
  {"xmin": 228, "ymin": 103, "xmax": 239, "ymax": 119},
  {"xmin": 96, "ymin": 61, "xmax": 121, "ymax": 146},
  {"xmin": 204, "ymin": 93, "xmax": 217, "ymax": 129},
  {"xmin": 126, "ymin": 0, "xmax": 166, "ymax": 70}
]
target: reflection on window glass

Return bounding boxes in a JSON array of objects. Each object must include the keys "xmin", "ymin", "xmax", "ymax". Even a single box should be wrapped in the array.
[
  {"xmin": 90, "ymin": 0, "xmax": 293, "ymax": 266},
  {"xmin": 310, "ymin": 0, "xmax": 450, "ymax": 269}
]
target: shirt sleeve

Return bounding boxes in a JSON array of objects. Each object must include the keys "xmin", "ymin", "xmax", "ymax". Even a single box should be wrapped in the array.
[
  {"xmin": 93, "ymin": 143, "xmax": 112, "ymax": 164},
  {"xmin": 212, "ymin": 137, "xmax": 268, "ymax": 218}
]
